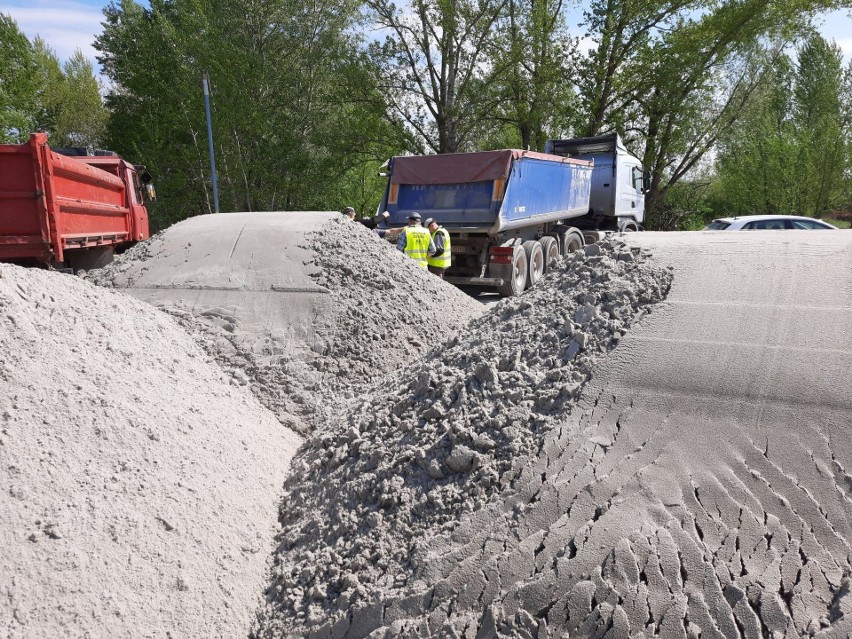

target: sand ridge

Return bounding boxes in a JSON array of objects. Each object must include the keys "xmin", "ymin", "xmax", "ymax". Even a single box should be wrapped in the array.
[
  {"xmin": 87, "ymin": 213, "xmax": 483, "ymax": 435},
  {"xmin": 253, "ymin": 238, "xmax": 674, "ymax": 637}
]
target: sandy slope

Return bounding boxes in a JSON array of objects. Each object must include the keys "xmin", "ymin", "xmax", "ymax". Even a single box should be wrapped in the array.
[
  {"xmin": 0, "ymin": 265, "xmax": 300, "ymax": 638},
  {"xmin": 253, "ymin": 237, "xmax": 674, "ymax": 637},
  {"xmin": 87, "ymin": 213, "xmax": 483, "ymax": 434},
  {"xmin": 7, "ymin": 221, "xmax": 850, "ymax": 638},
  {"xmin": 256, "ymin": 231, "xmax": 852, "ymax": 638}
]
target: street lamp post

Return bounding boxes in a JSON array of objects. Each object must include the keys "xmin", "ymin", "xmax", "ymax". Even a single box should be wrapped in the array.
[{"xmin": 201, "ymin": 72, "xmax": 220, "ymax": 213}]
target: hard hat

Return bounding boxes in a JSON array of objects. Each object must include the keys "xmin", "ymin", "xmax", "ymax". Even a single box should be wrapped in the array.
[
  {"xmin": 342, "ymin": 206, "xmax": 355, "ymax": 214},
  {"xmin": 424, "ymin": 217, "xmax": 436, "ymax": 227},
  {"xmin": 407, "ymin": 212, "xmax": 421, "ymax": 220}
]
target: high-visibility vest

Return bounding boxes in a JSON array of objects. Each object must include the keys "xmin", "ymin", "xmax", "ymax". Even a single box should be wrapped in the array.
[
  {"xmin": 428, "ymin": 227, "xmax": 451, "ymax": 269},
  {"xmin": 404, "ymin": 225, "xmax": 431, "ymax": 268}
]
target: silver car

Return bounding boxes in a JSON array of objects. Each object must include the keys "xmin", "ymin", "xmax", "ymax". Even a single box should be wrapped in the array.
[{"xmin": 703, "ymin": 215, "xmax": 838, "ymax": 230}]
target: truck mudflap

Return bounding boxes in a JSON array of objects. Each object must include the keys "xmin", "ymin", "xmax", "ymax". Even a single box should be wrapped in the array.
[{"xmin": 445, "ymin": 276, "xmax": 505, "ymax": 287}]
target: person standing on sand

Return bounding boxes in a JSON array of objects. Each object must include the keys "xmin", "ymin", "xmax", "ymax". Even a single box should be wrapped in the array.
[
  {"xmin": 424, "ymin": 217, "xmax": 451, "ymax": 279},
  {"xmin": 396, "ymin": 212, "xmax": 435, "ymax": 268}
]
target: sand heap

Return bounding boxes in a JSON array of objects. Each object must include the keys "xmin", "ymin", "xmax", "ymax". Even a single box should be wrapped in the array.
[
  {"xmin": 300, "ymin": 218, "xmax": 483, "ymax": 396},
  {"xmin": 257, "ymin": 231, "xmax": 852, "ymax": 639},
  {"xmin": 0, "ymin": 264, "xmax": 300, "ymax": 638},
  {"xmin": 252, "ymin": 238, "xmax": 673, "ymax": 637},
  {"xmin": 87, "ymin": 214, "xmax": 482, "ymax": 434}
]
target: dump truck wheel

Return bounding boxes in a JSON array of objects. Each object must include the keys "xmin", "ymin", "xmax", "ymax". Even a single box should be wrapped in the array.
[
  {"xmin": 523, "ymin": 240, "xmax": 544, "ymax": 289},
  {"xmin": 496, "ymin": 245, "xmax": 527, "ymax": 297},
  {"xmin": 540, "ymin": 236, "xmax": 560, "ymax": 272},
  {"xmin": 562, "ymin": 229, "xmax": 585, "ymax": 254}
]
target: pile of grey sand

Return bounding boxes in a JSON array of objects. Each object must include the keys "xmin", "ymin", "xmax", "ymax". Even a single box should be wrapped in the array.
[
  {"xmin": 0, "ymin": 264, "xmax": 300, "ymax": 638},
  {"xmin": 253, "ymin": 237, "xmax": 673, "ymax": 637},
  {"xmin": 86, "ymin": 214, "xmax": 483, "ymax": 435}
]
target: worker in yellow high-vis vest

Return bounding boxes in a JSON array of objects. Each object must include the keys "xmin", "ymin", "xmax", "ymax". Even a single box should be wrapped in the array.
[
  {"xmin": 396, "ymin": 212, "xmax": 436, "ymax": 268},
  {"xmin": 424, "ymin": 217, "xmax": 451, "ymax": 279}
]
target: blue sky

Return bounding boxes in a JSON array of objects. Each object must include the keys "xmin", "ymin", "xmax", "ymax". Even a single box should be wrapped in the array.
[
  {"xmin": 2, "ymin": 0, "xmax": 851, "ymax": 69},
  {"xmin": 1, "ymin": 0, "xmax": 107, "ymax": 64}
]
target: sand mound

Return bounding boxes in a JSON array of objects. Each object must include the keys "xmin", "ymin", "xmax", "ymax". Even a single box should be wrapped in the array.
[
  {"xmin": 253, "ymin": 238, "xmax": 673, "ymax": 636},
  {"xmin": 299, "ymin": 217, "xmax": 484, "ymax": 398},
  {"xmin": 87, "ymin": 214, "xmax": 482, "ymax": 434},
  {"xmin": 0, "ymin": 264, "xmax": 300, "ymax": 638},
  {"xmin": 255, "ymin": 232, "xmax": 852, "ymax": 638}
]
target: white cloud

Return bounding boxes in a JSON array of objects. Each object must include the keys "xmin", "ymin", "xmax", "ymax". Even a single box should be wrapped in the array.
[
  {"xmin": 813, "ymin": 9, "xmax": 852, "ymax": 62},
  {"xmin": 0, "ymin": 1, "xmax": 104, "ymax": 66},
  {"xmin": 833, "ymin": 38, "xmax": 852, "ymax": 62}
]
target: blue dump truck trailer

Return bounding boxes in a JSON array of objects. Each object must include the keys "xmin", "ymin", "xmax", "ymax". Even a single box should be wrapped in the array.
[{"xmin": 378, "ymin": 134, "xmax": 647, "ymax": 296}]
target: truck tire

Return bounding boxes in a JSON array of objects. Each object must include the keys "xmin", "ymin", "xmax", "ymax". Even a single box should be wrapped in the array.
[
  {"xmin": 562, "ymin": 229, "xmax": 585, "ymax": 254},
  {"xmin": 540, "ymin": 236, "xmax": 560, "ymax": 272},
  {"xmin": 523, "ymin": 240, "xmax": 544, "ymax": 289},
  {"xmin": 496, "ymin": 245, "xmax": 528, "ymax": 297},
  {"xmin": 618, "ymin": 218, "xmax": 640, "ymax": 232}
]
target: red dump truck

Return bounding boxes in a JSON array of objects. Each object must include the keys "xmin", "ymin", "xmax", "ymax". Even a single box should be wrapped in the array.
[{"xmin": 0, "ymin": 132, "xmax": 153, "ymax": 270}]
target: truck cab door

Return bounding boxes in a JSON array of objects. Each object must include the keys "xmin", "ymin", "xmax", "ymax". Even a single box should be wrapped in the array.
[
  {"xmin": 619, "ymin": 164, "xmax": 645, "ymax": 223},
  {"xmin": 128, "ymin": 170, "xmax": 151, "ymax": 241}
]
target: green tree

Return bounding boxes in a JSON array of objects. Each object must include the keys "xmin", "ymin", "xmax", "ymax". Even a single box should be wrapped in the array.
[
  {"xmin": 367, "ymin": 0, "xmax": 507, "ymax": 154},
  {"xmin": 0, "ymin": 13, "xmax": 38, "ymax": 142},
  {"xmin": 578, "ymin": 0, "xmax": 695, "ymax": 139},
  {"xmin": 48, "ymin": 50, "xmax": 107, "ymax": 148},
  {"xmin": 487, "ymin": 0, "xmax": 578, "ymax": 151},
  {"xmin": 710, "ymin": 34, "xmax": 850, "ymax": 218},
  {"xmin": 710, "ymin": 58, "xmax": 797, "ymax": 216},
  {"xmin": 793, "ymin": 34, "xmax": 846, "ymax": 216},
  {"xmin": 1, "ymin": 25, "xmax": 106, "ymax": 148},
  {"xmin": 578, "ymin": 0, "xmax": 845, "ymax": 227},
  {"xmin": 96, "ymin": 0, "xmax": 397, "ymax": 229},
  {"xmin": 31, "ymin": 37, "xmax": 64, "ymax": 137}
]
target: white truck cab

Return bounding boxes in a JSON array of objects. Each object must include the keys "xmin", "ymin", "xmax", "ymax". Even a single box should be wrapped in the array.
[{"xmin": 545, "ymin": 133, "xmax": 648, "ymax": 231}]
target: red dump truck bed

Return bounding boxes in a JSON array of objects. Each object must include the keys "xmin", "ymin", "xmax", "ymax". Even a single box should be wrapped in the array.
[{"xmin": 0, "ymin": 132, "xmax": 150, "ymax": 267}]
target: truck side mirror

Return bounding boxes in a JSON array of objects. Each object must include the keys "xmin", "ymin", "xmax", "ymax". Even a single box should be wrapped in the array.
[
  {"xmin": 146, "ymin": 183, "xmax": 157, "ymax": 201},
  {"xmin": 643, "ymin": 170, "xmax": 651, "ymax": 194}
]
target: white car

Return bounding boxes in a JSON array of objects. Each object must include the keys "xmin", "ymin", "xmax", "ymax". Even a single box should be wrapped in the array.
[{"xmin": 703, "ymin": 215, "xmax": 838, "ymax": 230}]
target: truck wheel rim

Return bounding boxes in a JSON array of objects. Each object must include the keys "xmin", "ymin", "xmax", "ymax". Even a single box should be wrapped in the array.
[
  {"xmin": 513, "ymin": 252, "xmax": 526, "ymax": 291},
  {"xmin": 532, "ymin": 250, "xmax": 543, "ymax": 280},
  {"xmin": 546, "ymin": 244, "xmax": 558, "ymax": 269}
]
